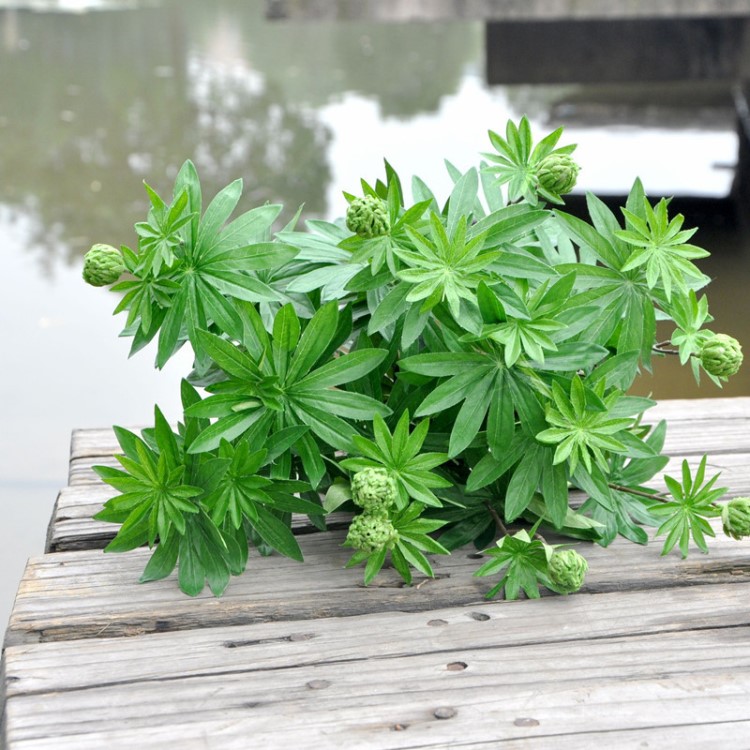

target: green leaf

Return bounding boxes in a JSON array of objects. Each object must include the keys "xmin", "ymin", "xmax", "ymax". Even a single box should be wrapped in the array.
[
  {"xmin": 195, "ymin": 330, "xmax": 261, "ymax": 381},
  {"xmin": 447, "ymin": 167, "xmax": 479, "ymax": 235},
  {"xmin": 449, "ymin": 371, "xmax": 496, "ymax": 457},
  {"xmin": 287, "ymin": 301, "xmax": 339, "ymax": 382},
  {"xmin": 505, "ymin": 445, "xmax": 544, "ymax": 521},
  {"xmin": 177, "ymin": 530, "xmax": 205, "ymax": 597},
  {"xmin": 253, "ymin": 507, "xmax": 303, "ymax": 562},
  {"xmin": 139, "ymin": 532, "xmax": 180, "ymax": 583},
  {"xmin": 295, "ymin": 349, "xmax": 388, "ymax": 390},
  {"xmin": 323, "ymin": 479, "xmax": 353, "ymax": 513},
  {"xmin": 368, "ymin": 283, "xmax": 411, "ymax": 336},
  {"xmin": 196, "ymin": 179, "xmax": 243, "ymax": 254}
]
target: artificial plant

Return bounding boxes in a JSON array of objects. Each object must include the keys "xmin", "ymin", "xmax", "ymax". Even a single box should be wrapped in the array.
[{"xmin": 83, "ymin": 117, "xmax": 746, "ymax": 599}]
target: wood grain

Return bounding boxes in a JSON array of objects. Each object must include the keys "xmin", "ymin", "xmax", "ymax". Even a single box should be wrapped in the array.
[
  {"xmin": 4, "ymin": 397, "xmax": 750, "ymax": 749},
  {"xmin": 7, "ymin": 515, "xmax": 750, "ymax": 648}
]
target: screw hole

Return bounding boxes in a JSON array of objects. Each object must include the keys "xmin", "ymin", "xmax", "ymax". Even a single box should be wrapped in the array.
[
  {"xmin": 514, "ymin": 717, "xmax": 540, "ymax": 727},
  {"xmin": 434, "ymin": 707, "xmax": 457, "ymax": 720},
  {"xmin": 469, "ymin": 611, "xmax": 490, "ymax": 621},
  {"xmin": 446, "ymin": 661, "xmax": 467, "ymax": 671},
  {"xmin": 306, "ymin": 679, "xmax": 331, "ymax": 690}
]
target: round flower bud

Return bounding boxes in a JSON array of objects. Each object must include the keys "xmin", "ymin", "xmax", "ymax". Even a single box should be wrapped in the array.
[
  {"xmin": 82, "ymin": 244, "xmax": 125, "ymax": 287},
  {"xmin": 536, "ymin": 153, "xmax": 579, "ymax": 196},
  {"xmin": 722, "ymin": 497, "xmax": 750, "ymax": 540},
  {"xmin": 548, "ymin": 549, "xmax": 588, "ymax": 594},
  {"xmin": 346, "ymin": 195, "xmax": 390, "ymax": 238},
  {"xmin": 351, "ymin": 467, "xmax": 398, "ymax": 514},
  {"xmin": 700, "ymin": 334, "xmax": 743, "ymax": 378},
  {"xmin": 346, "ymin": 513, "xmax": 398, "ymax": 553}
]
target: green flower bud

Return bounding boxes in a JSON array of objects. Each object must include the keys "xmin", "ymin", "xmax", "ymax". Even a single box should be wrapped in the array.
[
  {"xmin": 722, "ymin": 497, "xmax": 750, "ymax": 540},
  {"xmin": 82, "ymin": 244, "xmax": 125, "ymax": 287},
  {"xmin": 350, "ymin": 467, "xmax": 398, "ymax": 513},
  {"xmin": 537, "ymin": 153, "xmax": 579, "ymax": 196},
  {"xmin": 346, "ymin": 513, "xmax": 398, "ymax": 553},
  {"xmin": 700, "ymin": 333, "xmax": 743, "ymax": 378},
  {"xmin": 346, "ymin": 195, "xmax": 390, "ymax": 238},
  {"xmin": 548, "ymin": 549, "xmax": 588, "ymax": 594}
]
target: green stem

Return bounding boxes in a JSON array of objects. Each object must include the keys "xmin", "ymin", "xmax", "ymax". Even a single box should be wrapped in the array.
[{"xmin": 608, "ymin": 482, "xmax": 722, "ymax": 511}]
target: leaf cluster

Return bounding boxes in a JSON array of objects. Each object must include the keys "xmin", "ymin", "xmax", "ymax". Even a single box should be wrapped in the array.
[{"xmin": 89, "ymin": 118, "xmax": 738, "ymax": 598}]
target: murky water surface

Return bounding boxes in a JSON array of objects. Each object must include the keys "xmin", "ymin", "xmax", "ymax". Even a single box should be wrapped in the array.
[{"xmin": 1, "ymin": 1, "xmax": 749, "ymax": 632}]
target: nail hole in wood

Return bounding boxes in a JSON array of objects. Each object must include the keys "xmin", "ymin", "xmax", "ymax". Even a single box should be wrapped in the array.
[
  {"xmin": 391, "ymin": 723, "xmax": 409, "ymax": 731},
  {"xmin": 288, "ymin": 632, "xmax": 315, "ymax": 642},
  {"xmin": 446, "ymin": 661, "xmax": 467, "ymax": 671},
  {"xmin": 434, "ymin": 707, "xmax": 457, "ymax": 720},
  {"xmin": 306, "ymin": 679, "xmax": 331, "ymax": 690},
  {"xmin": 514, "ymin": 717, "xmax": 540, "ymax": 727}
]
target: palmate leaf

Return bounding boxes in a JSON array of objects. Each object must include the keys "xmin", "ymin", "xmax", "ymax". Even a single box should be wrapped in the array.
[
  {"xmin": 615, "ymin": 197, "xmax": 710, "ymax": 301},
  {"xmin": 345, "ymin": 501, "xmax": 450, "ymax": 586},
  {"xmin": 339, "ymin": 412, "xmax": 450, "ymax": 509},
  {"xmin": 201, "ymin": 438, "xmax": 322, "ymax": 562},
  {"xmin": 474, "ymin": 528, "xmax": 549, "ymax": 600},
  {"xmin": 483, "ymin": 117, "xmax": 576, "ymax": 205},
  {"xmin": 536, "ymin": 377, "xmax": 635, "ymax": 474},
  {"xmin": 395, "ymin": 212, "xmax": 499, "ymax": 320},
  {"xmin": 398, "ymin": 349, "xmax": 507, "ymax": 458},
  {"xmin": 93, "ymin": 407, "xmax": 202, "ymax": 552},
  {"xmin": 650, "ymin": 456, "xmax": 726, "ymax": 558},
  {"xmin": 185, "ymin": 302, "xmax": 390, "ymax": 481},
  {"xmin": 114, "ymin": 163, "xmax": 298, "ymax": 369}
]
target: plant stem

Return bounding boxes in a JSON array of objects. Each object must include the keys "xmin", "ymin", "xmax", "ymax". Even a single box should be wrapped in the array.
[
  {"xmin": 485, "ymin": 502, "xmax": 509, "ymax": 537},
  {"xmin": 608, "ymin": 482, "xmax": 667, "ymax": 502},
  {"xmin": 652, "ymin": 341, "xmax": 680, "ymax": 356}
]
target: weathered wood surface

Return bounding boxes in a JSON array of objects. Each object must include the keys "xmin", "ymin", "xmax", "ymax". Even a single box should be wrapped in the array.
[
  {"xmin": 49, "ymin": 397, "xmax": 750, "ymax": 552},
  {"xmin": 3, "ymin": 397, "xmax": 750, "ymax": 748}
]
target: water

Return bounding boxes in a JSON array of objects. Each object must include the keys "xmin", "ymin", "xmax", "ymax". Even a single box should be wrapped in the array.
[{"xmin": 1, "ymin": 1, "xmax": 749, "ymax": 635}]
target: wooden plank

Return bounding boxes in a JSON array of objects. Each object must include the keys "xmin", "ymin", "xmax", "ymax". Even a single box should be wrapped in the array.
[
  {"xmin": 4, "ymin": 398, "xmax": 750, "ymax": 750},
  {"xmin": 4, "ymin": 625, "xmax": 750, "ymax": 748},
  {"xmin": 5, "ymin": 582, "xmax": 750, "ymax": 695},
  {"xmin": 45, "ymin": 485, "xmax": 349, "ymax": 553},
  {"xmin": 7, "ymin": 517, "xmax": 750, "ymax": 647},
  {"xmin": 48, "ymin": 446, "xmax": 750, "ymax": 553},
  {"xmin": 5, "ymin": 720, "xmax": 750, "ymax": 750}
]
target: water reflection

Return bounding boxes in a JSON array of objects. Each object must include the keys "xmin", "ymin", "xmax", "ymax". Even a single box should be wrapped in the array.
[
  {"xmin": 0, "ymin": 4, "xmax": 343, "ymax": 272},
  {"xmin": 1, "ymin": 0, "xmax": 749, "ymax": 637},
  {"xmin": 0, "ymin": 2, "xmax": 482, "ymax": 276}
]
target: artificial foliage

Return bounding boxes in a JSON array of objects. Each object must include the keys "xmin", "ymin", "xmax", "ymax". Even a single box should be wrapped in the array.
[{"xmin": 84, "ymin": 117, "xmax": 746, "ymax": 600}]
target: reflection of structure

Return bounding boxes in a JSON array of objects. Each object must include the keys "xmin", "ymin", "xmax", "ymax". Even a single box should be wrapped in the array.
[
  {"xmin": 266, "ymin": 0, "xmax": 750, "ymax": 23},
  {"xmin": 268, "ymin": 0, "xmax": 750, "ymax": 208}
]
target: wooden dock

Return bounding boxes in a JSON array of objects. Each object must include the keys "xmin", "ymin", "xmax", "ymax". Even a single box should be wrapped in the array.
[{"xmin": 2, "ymin": 397, "xmax": 750, "ymax": 748}]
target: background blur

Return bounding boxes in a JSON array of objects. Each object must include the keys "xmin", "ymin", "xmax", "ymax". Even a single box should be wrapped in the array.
[{"xmin": 2, "ymin": 0, "xmax": 750, "ymax": 634}]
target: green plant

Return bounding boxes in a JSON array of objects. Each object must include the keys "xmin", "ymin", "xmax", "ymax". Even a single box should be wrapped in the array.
[{"xmin": 86, "ymin": 117, "xmax": 745, "ymax": 599}]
